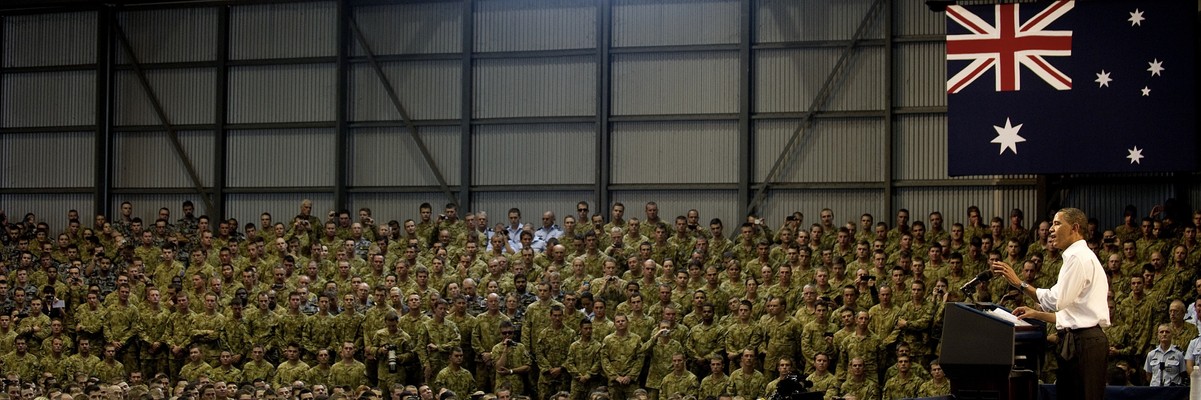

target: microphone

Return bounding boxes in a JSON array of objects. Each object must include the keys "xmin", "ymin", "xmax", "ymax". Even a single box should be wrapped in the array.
[{"xmin": 960, "ymin": 271, "xmax": 992, "ymax": 292}]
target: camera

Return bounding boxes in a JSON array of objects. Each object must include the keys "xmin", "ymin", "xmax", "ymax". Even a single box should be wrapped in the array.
[
  {"xmin": 386, "ymin": 344, "xmax": 398, "ymax": 373},
  {"xmin": 505, "ymin": 339, "xmax": 515, "ymax": 347},
  {"xmin": 438, "ymin": 214, "xmax": 447, "ymax": 221},
  {"xmin": 864, "ymin": 275, "xmax": 876, "ymax": 281}
]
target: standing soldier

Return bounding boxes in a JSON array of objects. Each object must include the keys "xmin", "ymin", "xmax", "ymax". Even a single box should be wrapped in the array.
[
  {"xmin": 491, "ymin": 321, "xmax": 532, "ymax": 393},
  {"xmin": 419, "ymin": 299, "xmax": 461, "ymax": 383},
  {"xmin": 600, "ymin": 314, "xmax": 642, "ymax": 400},
  {"xmin": 761, "ymin": 296, "xmax": 801, "ymax": 379},
  {"xmin": 658, "ymin": 353, "xmax": 699, "ymax": 399},
  {"xmin": 536, "ymin": 305, "xmax": 575, "ymax": 398},
  {"xmin": 328, "ymin": 341, "xmax": 368, "ymax": 388},
  {"xmin": 433, "ymin": 347, "xmax": 475, "ymax": 398},
  {"xmin": 103, "ymin": 283, "xmax": 140, "ymax": 369},
  {"xmin": 726, "ymin": 348, "xmax": 767, "ymax": 399},
  {"xmin": 565, "ymin": 319, "xmax": 601, "ymax": 400},
  {"xmin": 367, "ymin": 312, "xmax": 415, "ymax": 390},
  {"xmin": 883, "ymin": 355, "xmax": 923, "ymax": 399}
]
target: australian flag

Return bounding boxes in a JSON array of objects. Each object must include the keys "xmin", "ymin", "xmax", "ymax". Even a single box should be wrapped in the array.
[{"xmin": 946, "ymin": 0, "xmax": 1196, "ymax": 176}]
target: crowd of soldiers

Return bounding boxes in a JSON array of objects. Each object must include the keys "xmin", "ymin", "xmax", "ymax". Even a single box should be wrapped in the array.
[{"xmin": 0, "ymin": 199, "xmax": 1198, "ymax": 400}]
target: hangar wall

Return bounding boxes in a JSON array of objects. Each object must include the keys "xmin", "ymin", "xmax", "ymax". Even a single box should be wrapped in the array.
[{"xmin": 1, "ymin": 0, "xmax": 1195, "ymax": 234}]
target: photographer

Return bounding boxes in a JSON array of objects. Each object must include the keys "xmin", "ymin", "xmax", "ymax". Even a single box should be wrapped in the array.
[{"xmin": 490, "ymin": 321, "xmax": 531, "ymax": 394}]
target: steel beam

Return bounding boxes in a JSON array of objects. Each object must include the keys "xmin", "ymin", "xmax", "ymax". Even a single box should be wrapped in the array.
[
  {"xmin": 595, "ymin": 0, "xmax": 612, "ymax": 213},
  {"xmin": 213, "ymin": 4, "xmax": 229, "ymax": 220},
  {"xmin": 736, "ymin": 0, "xmax": 752, "ymax": 221},
  {"xmin": 94, "ymin": 7, "xmax": 114, "ymax": 219},
  {"xmin": 334, "ymin": 0, "xmax": 349, "ymax": 212},
  {"xmin": 883, "ymin": 0, "xmax": 895, "ymax": 218},
  {"xmin": 745, "ymin": 0, "xmax": 886, "ymax": 216},
  {"xmin": 111, "ymin": 19, "xmax": 215, "ymax": 214},
  {"xmin": 458, "ymin": 0, "xmax": 475, "ymax": 210},
  {"xmin": 346, "ymin": 6, "xmax": 456, "ymax": 207}
]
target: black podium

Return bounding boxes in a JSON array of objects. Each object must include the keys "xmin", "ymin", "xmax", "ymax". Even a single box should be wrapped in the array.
[{"xmin": 939, "ymin": 302, "xmax": 1045, "ymax": 400}]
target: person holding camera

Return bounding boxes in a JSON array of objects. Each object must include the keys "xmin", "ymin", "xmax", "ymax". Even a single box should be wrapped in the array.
[
  {"xmin": 368, "ymin": 312, "xmax": 415, "ymax": 392},
  {"xmin": 491, "ymin": 321, "xmax": 531, "ymax": 394}
]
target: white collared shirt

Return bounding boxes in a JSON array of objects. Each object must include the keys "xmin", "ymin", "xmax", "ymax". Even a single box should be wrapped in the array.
[{"xmin": 1035, "ymin": 239, "xmax": 1111, "ymax": 330}]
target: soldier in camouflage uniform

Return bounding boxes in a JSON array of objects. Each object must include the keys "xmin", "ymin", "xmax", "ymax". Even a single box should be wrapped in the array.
[
  {"xmin": 643, "ymin": 320, "xmax": 685, "ymax": 400},
  {"xmin": 600, "ymin": 314, "xmax": 643, "ymax": 400},
  {"xmin": 725, "ymin": 348, "xmax": 767, "ymax": 399},
  {"xmin": 491, "ymin": 320, "xmax": 532, "ymax": 394},
  {"xmin": 883, "ymin": 355, "xmax": 923, "ymax": 400},
  {"xmin": 658, "ymin": 353, "xmax": 699, "ymax": 399},
  {"xmin": 434, "ymin": 347, "xmax": 475, "ymax": 397},
  {"xmin": 565, "ymin": 319, "xmax": 601, "ymax": 400},
  {"xmin": 839, "ymin": 357, "xmax": 879, "ymax": 400},
  {"xmin": 329, "ymin": 341, "xmax": 368, "ymax": 388},
  {"xmin": 275, "ymin": 343, "xmax": 311, "ymax": 387},
  {"xmin": 535, "ymin": 305, "xmax": 575, "ymax": 398},
  {"xmin": 367, "ymin": 312, "xmax": 415, "ymax": 390},
  {"xmin": 0, "ymin": 336, "xmax": 40, "ymax": 382}
]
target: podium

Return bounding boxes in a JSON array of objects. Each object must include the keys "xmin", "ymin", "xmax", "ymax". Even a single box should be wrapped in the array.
[{"xmin": 939, "ymin": 302, "xmax": 1045, "ymax": 400}]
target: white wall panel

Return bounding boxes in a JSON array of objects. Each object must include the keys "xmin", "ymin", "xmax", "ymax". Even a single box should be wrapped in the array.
[
  {"xmin": 755, "ymin": 47, "xmax": 885, "ymax": 112},
  {"xmin": 113, "ymin": 131, "xmax": 215, "ymax": 188},
  {"xmin": 349, "ymin": 126, "xmax": 462, "ymax": 187},
  {"xmin": 612, "ymin": 0, "xmax": 738, "ymax": 47},
  {"xmin": 227, "ymin": 129, "xmax": 335, "ymax": 187},
  {"xmin": 473, "ymin": 57, "xmax": 595, "ymax": 118},
  {"xmin": 753, "ymin": 118, "xmax": 884, "ymax": 183},
  {"xmin": 114, "ymin": 69, "xmax": 216, "ymax": 126},
  {"xmin": 472, "ymin": 191, "xmax": 594, "ymax": 231},
  {"xmin": 755, "ymin": 189, "xmax": 885, "ymax": 230},
  {"xmin": 472, "ymin": 123, "xmax": 594, "ymax": 186},
  {"xmin": 0, "ymin": 132, "xmax": 93, "ymax": 188},
  {"xmin": 475, "ymin": 0, "xmax": 596, "ymax": 52},
  {"xmin": 230, "ymin": 2, "xmax": 336, "ymax": 59},
  {"xmin": 228, "ymin": 65, "xmax": 335, "ymax": 123},
  {"xmin": 352, "ymin": 2, "xmax": 462, "ymax": 55},
  {"xmin": 612, "ymin": 52, "xmax": 738, "ymax": 115},
  {"xmin": 225, "ymin": 193, "xmax": 334, "ymax": 228},
  {"xmin": 895, "ymin": 187, "xmax": 1039, "ymax": 229},
  {"xmin": 611, "ymin": 121, "xmax": 737, "ymax": 184},
  {"xmin": 350, "ymin": 61, "xmax": 461, "ymax": 121},
  {"xmin": 756, "ymin": 0, "xmax": 883, "ymax": 43},
  {"xmin": 2, "ymin": 71, "xmax": 95, "ymax": 128},
  {"xmin": 893, "ymin": 42, "xmax": 946, "ymax": 108},
  {"xmin": 610, "ymin": 190, "xmax": 739, "ymax": 237},
  {"xmin": 0, "ymin": 194, "xmax": 93, "ymax": 236},
  {"xmin": 3, "ymin": 12, "xmax": 96, "ymax": 67},
  {"xmin": 116, "ymin": 7, "xmax": 218, "ymax": 63}
]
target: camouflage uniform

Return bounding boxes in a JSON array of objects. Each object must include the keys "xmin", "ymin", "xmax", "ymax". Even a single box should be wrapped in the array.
[
  {"xmin": 328, "ymin": 359, "xmax": 368, "ymax": 387},
  {"xmin": 600, "ymin": 332, "xmax": 643, "ymax": 400},
  {"xmin": 658, "ymin": 370, "xmax": 699, "ymax": 399},
  {"xmin": 725, "ymin": 368, "xmax": 767, "ymax": 399},
  {"xmin": 535, "ymin": 325, "xmax": 576, "ymax": 397}
]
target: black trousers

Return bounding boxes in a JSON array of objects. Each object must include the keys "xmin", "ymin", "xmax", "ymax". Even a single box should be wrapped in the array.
[{"xmin": 1056, "ymin": 326, "xmax": 1108, "ymax": 400}]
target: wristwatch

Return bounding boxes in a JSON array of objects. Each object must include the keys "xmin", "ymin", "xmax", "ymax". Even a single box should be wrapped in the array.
[{"xmin": 1020, "ymin": 282, "xmax": 1029, "ymax": 291}]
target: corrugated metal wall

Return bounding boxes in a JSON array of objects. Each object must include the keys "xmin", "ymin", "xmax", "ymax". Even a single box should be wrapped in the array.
[
  {"xmin": 756, "ymin": 0, "xmax": 883, "ymax": 42},
  {"xmin": 611, "ymin": 52, "xmax": 739, "ymax": 115},
  {"xmin": 349, "ymin": 61, "xmax": 461, "ymax": 121},
  {"xmin": 226, "ymin": 129, "xmax": 335, "ymax": 187},
  {"xmin": 112, "ymin": 130, "xmax": 215, "ymax": 188},
  {"xmin": 0, "ymin": 132, "xmax": 94, "ymax": 188},
  {"xmin": 476, "ymin": 0, "xmax": 596, "ymax": 51},
  {"xmin": 2, "ymin": 71, "xmax": 95, "ymax": 127},
  {"xmin": 473, "ymin": 56, "xmax": 596, "ymax": 118},
  {"xmin": 349, "ymin": 126, "xmax": 462, "ymax": 187},
  {"xmin": 113, "ymin": 69, "xmax": 216, "ymax": 126},
  {"xmin": 753, "ymin": 118, "xmax": 884, "ymax": 183},
  {"xmin": 1060, "ymin": 183, "xmax": 1178, "ymax": 229},
  {"xmin": 349, "ymin": 192, "xmax": 454, "ymax": 226},
  {"xmin": 895, "ymin": 187, "xmax": 1039, "ymax": 225},
  {"xmin": 352, "ymin": 2, "xmax": 462, "ymax": 55},
  {"xmin": 611, "ymin": 121, "xmax": 737, "ymax": 184},
  {"xmin": 116, "ymin": 7, "xmax": 218, "ymax": 63},
  {"xmin": 612, "ymin": 0, "xmax": 739, "ymax": 46},
  {"xmin": 111, "ymin": 193, "xmax": 213, "ymax": 223},
  {"xmin": 227, "ymin": 65, "xmax": 335, "ymax": 123},
  {"xmin": 755, "ymin": 47, "xmax": 885, "ymax": 112},
  {"xmin": 473, "ymin": 123, "xmax": 594, "ymax": 185},
  {"xmin": 3, "ymin": 12, "xmax": 96, "ymax": 67},
  {"xmin": 229, "ymin": 2, "xmax": 336, "ymax": 59}
]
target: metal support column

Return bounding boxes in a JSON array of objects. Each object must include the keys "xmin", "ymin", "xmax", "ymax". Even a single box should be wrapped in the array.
[
  {"xmin": 745, "ymin": 0, "xmax": 885, "ymax": 216},
  {"xmin": 736, "ymin": 0, "xmax": 752, "ymax": 220},
  {"xmin": 94, "ymin": 6, "xmax": 114, "ymax": 218},
  {"xmin": 112, "ymin": 19, "xmax": 214, "ymax": 214},
  {"xmin": 213, "ymin": 5, "xmax": 229, "ymax": 220},
  {"xmin": 883, "ymin": 0, "xmax": 894, "ymax": 215},
  {"xmin": 459, "ymin": 0, "xmax": 475, "ymax": 209},
  {"xmin": 334, "ymin": 0, "xmax": 350, "ymax": 211},
  {"xmin": 595, "ymin": 0, "xmax": 612, "ymax": 213}
]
